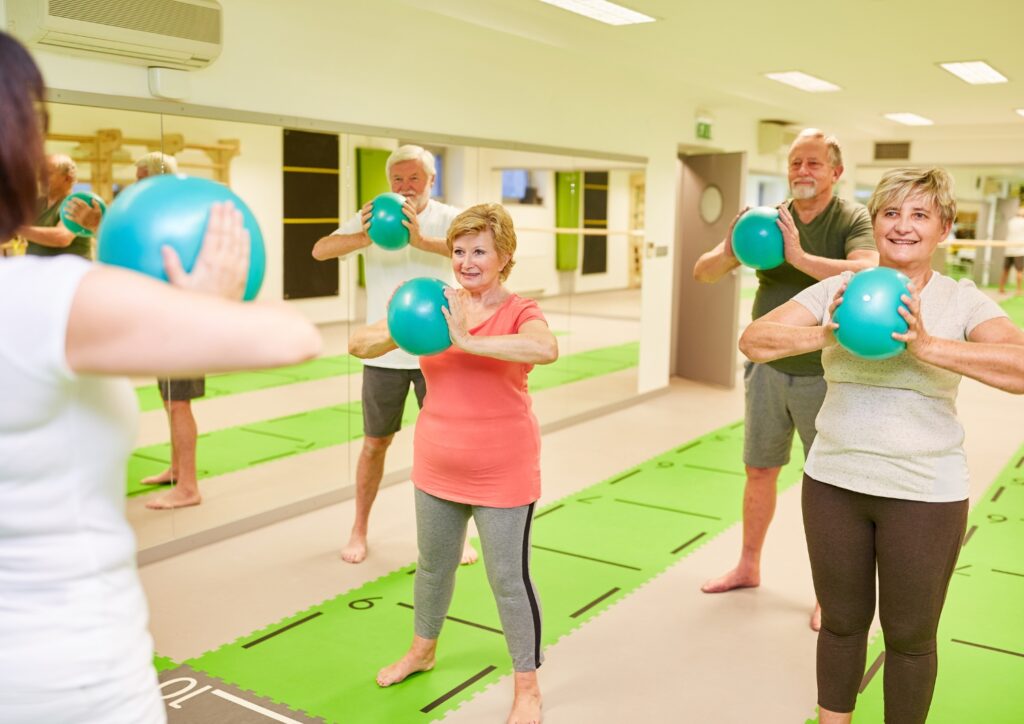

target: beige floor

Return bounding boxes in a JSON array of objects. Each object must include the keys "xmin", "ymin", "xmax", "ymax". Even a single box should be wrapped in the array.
[{"xmin": 139, "ymin": 342, "xmax": 1024, "ymax": 724}]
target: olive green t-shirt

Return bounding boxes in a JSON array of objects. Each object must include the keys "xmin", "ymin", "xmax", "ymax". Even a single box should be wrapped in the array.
[
  {"xmin": 751, "ymin": 196, "xmax": 874, "ymax": 376},
  {"xmin": 25, "ymin": 197, "xmax": 92, "ymax": 259}
]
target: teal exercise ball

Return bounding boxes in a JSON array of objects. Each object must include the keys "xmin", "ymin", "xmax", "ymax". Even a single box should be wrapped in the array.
[
  {"xmin": 732, "ymin": 207, "xmax": 784, "ymax": 270},
  {"xmin": 60, "ymin": 191, "xmax": 106, "ymax": 237},
  {"xmin": 368, "ymin": 192, "xmax": 409, "ymax": 250},
  {"xmin": 97, "ymin": 174, "xmax": 266, "ymax": 301},
  {"xmin": 387, "ymin": 277, "xmax": 451, "ymax": 356},
  {"xmin": 832, "ymin": 267, "xmax": 911, "ymax": 360}
]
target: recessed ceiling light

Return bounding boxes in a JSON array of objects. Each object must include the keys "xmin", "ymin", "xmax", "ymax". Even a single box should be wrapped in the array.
[
  {"xmin": 1016, "ymin": 109, "xmax": 1024, "ymax": 118},
  {"xmin": 764, "ymin": 71, "xmax": 841, "ymax": 93},
  {"xmin": 939, "ymin": 61, "xmax": 1008, "ymax": 85},
  {"xmin": 884, "ymin": 113, "xmax": 934, "ymax": 126},
  {"xmin": 538, "ymin": 0, "xmax": 655, "ymax": 26}
]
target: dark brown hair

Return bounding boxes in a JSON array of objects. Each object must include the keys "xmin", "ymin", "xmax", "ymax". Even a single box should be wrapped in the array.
[{"xmin": 0, "ymin": 32, "xmax": 46, "ymax": 241}]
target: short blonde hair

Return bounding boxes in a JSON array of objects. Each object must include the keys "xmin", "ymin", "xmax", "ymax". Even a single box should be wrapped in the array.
[
  {"xmin": 135, "ymin": 151, "xmax": 178, "ymax": 176},
  {"xmin": 867, "ymin": 167, "xmax": 957, "ymax": 228},
  {"xmin": 447, "ymin": 203, "xmax": 517, "ymax": 281}
]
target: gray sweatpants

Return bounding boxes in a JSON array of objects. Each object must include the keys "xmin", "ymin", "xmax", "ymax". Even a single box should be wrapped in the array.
[{"xmin": 414, "ymin": 488, "xmax": 543, "ymax": 672}]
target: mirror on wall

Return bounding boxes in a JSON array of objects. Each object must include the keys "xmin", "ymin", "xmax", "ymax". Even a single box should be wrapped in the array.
[{"xmin": 35, "ymin": 100, "xmax": 647, "ymax": 555}]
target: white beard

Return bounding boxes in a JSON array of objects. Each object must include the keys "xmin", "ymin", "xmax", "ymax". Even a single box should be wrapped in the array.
[{"xmin": 790, "ymin": 181, "xmax": 817, "ymax": 200}]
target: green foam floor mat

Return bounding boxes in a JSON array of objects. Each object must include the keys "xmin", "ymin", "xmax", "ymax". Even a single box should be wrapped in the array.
[{"xmin": 154, "ymin": 421, "xmax": 803, "ymax": 723}]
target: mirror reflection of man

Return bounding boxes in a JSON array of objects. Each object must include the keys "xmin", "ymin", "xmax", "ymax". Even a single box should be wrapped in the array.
[
  {"xmin": 17, "ymin": 154, "xmax": 92, "ymax": 259},
  {"xmin": 313, "ymin": 145, "xmax": 477, "ymax": 566}
]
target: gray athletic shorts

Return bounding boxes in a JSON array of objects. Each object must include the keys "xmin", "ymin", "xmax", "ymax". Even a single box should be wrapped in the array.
[
  {"xmin": 157, "ymin": 377, "xmax": 205, "ymax": 402},
  {"xmin": 362, "ymin": 365, "xmax": 426, "ymax": 438},
  {"xmin": 743, "ymin": 361, "xmax": 826, "ymax": 469}
]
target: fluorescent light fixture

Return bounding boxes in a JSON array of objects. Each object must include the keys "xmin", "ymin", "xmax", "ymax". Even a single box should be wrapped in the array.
[
  {"xmin": 538, "ymin": 0, "xmax": 655, "ymax": 26},
  {"xmin": 1016, "ymin": 109, "xmax": 1024, "ymax": 118},
  {"xmin": 764, "ymin": 71, "xmax": 841, "ymax": 93},
  {"xmin": 884, "ymin": 113, "xmax": 934, "ymax": 126},
  {"xmin": 939, "ymin": 61, "xmax": 1008, "ymax": 84}
]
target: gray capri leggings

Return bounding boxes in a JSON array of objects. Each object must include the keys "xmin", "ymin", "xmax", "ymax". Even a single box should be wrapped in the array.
[{"xmin": 414, "ymin": 488, "xmax": 543, "ymax": 672}]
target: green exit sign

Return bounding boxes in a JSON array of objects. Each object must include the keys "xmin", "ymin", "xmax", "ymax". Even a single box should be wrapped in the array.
[{"xmin": 696, "ymin": 120, "xmax": 712, "ymax": 140}]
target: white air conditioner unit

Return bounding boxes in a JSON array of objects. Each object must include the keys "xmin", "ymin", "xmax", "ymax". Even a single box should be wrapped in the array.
[
  {"xmin": 757, "ymin": 121, "xmax": 798, "ymax": 155},
  {"xmin": 6, "ymin": 0, "xmax": 222, "ymax": 70}
]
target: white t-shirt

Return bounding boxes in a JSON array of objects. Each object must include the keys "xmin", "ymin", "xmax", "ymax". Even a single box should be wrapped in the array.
[
  {"xmin": 793, "ymin": 271, "xmax": 1007, "ymax": 502},
  {"xmin": 0, "ymin": 256, "xmax": 162, "ymax": 722},
  {"xmin": 336, "ymin": 198, "xmax": 458, "ymax": 369},
  {"xmin": 1005, "ymin": 216, "xmax": 1024, "ymax": 257}
]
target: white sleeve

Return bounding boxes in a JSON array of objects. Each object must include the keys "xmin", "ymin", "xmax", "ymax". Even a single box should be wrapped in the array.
[
  {"xmin": 333, "ymin": 211, "xmax": 364, "ymax": 236},
  {"xmin": 960, "ymin": 280, "xmax": 1009, "ymax": 336}
]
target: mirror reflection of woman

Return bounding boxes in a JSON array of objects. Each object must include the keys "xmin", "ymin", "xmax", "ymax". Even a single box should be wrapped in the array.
[
  {"xmin": 349, "ymin": 203, "xmax": 558, "ymax": 724},
  {"xmin": 739, "ymin": 167, "xmax": 1024, "ymax": 723}
]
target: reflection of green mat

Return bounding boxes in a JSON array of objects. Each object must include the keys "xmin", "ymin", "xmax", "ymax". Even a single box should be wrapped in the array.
[
  {"xmin": 127, "ymin": 342, "xmax": 639, "ymax": 496},
  {"xmin": 169, "ymin": 421, "xmax": 802, "ymax": 723},
  {"xmin": 1000, "ymin": 296, "xmax": 1024, "ymax": 329},
  {"xmin": 135, "ymin": 356, "xmax": 365, "ymax": 412},
  {"xmin": 808, "ymin": 443, "xmax": 1024, "ymax": 723}
]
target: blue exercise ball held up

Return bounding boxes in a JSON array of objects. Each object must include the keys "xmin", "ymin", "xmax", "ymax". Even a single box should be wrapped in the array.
[
  {"xmin": 97, "ymin": 174, "xmax": 266, "ymax": 301},
  {"xmin": 387, "ymin": 277, "xmax": 451, "ymax": 356},
  {"xmin": 368, "ymin": 192, "xmax": 410, "ymax": 250},
  {"xmin": 60, "ymin": 191, "xmax": 106, "ymax": 237},
  {"xmin": 832, "ymin": 267, "xmax": 911, "ymax": 360},
  {"xmin": 731, "ymin": 206, "xmax": 785, "ymax": 270}
]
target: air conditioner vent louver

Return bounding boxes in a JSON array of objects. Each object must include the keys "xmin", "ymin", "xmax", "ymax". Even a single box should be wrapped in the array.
[
  {"xmin": 874, "ymin": 142, "xmax": 911, "ymax": 161},
  {"xmin": 49, "ymin": 0, "xmax": 220, "ymax": 43}
]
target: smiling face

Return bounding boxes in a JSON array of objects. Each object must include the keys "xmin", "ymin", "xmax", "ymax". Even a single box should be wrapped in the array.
[
  {"xmin": 787, "ymin": 136, "xmax": 841, "ymax": 202},
  {"xmin": 451, "ymin": 229, "xmax": 509, "ymax": 292},
  {"xmin": 874, "ymin": 193, "xmax": 950, "ymax": 271},
  {"xmin": 389, "ymin": 158, "xmax": 433, "ymax": 213}
]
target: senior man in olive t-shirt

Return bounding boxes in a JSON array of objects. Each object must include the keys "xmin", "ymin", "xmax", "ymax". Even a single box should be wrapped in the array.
[{"xmin": 692, "ymin": 128, "xmax": 878, "ymax": 631}]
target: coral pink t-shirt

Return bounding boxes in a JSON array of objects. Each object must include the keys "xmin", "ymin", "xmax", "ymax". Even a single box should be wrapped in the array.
[{"xmin": 413, "ymin": 294, "xmax": 546, "ymax": 508}]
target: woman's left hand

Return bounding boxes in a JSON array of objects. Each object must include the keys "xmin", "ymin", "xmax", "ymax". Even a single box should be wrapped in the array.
[
  {"xmin": 893, "ymin": 281, "xmax": 932, "ymax": 357},
  {"xmin": 441, "ymin": 287, "xmax": 473, "ymax": 350}
]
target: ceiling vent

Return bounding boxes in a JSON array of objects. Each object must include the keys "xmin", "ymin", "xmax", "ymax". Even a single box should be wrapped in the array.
[
  {"xmin": 6, "ymin": 0, "xmax": 222, "ymax": 70},
  {"xmin": 873, "ymin": 142, "xmax": 911, "ymax": 161}
]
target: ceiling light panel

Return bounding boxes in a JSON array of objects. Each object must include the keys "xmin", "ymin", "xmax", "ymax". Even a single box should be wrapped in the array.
[
  {"xmin": 939, "ymin": 61, "xmax": 1008, "ymax": 85},
  {"xmin": 764, "ymin": 71, "xmax": 841, "ymax": 93},
  {"xmin": 884, "ymin": 113, "xmax": 934, "ymax": 126},
  {"xmin": 538, "ymin": 0, "xmax": 655, "ymax": 26}
]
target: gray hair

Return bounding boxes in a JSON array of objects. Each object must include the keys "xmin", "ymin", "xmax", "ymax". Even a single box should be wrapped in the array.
[
  {"xmin": 47, "ymin": 153, "xmax": 76, "ymax": 177},
  {"xmin": 385, "ymin": 144, "xmax": 436, "ymax": 178},
  {"xmin": 792, "ymin": 128, "xmax": 843, "ymax": 168},
  {"xmin": 136, "ymin": 151, "xmax": 178, "ymax": 176}
]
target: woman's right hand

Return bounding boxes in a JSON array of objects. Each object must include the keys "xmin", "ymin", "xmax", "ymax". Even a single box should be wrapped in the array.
[
  {"xmin": 64, "ymin": 197, "xmax": 102, "ymax": 234},
  {"xmin": 162, "ymin": 201, "xmax": 249, "ymax": 300}
]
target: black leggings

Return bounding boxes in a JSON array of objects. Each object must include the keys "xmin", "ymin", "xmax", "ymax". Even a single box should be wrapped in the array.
[{"xmin": 802, "ymin": 474, "xmax": 967, "ymax": 723}]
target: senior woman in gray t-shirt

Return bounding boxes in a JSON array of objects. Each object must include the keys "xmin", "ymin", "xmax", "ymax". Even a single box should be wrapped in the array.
[{"xmin": 739, "ymin": 167, "xmax": 1024, "ymax": 724}]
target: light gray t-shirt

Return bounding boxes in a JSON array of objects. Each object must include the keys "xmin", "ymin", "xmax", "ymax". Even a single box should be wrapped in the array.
[
  {"xmin": 335, "ymin": 198, "xmax": 458, "ymax": 369},
  {"xmin": 792, "ymin": 271, "xmax": 1007, "ymax": 502}
]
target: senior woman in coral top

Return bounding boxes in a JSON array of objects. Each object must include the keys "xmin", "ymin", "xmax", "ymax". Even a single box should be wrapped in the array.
[{"xmin": 349, "ymin": 202, "xmax": 557, "ymax": 724}]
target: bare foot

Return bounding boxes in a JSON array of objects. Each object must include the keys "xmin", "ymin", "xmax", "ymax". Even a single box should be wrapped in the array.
[
  {"xmin": 141, "ymin": 468, "xmax": 176, "ymax": 486},
  {"xmin": 145, "ymin": 488, "xmax": 201, "ymax": 510},
  {"xmin": 810, "ymin": 602, "xmax": 822, "ymax": 632},
  {"xmin": 461, "ymin": 542, "xmax": 479, "ymax": 566},
  {"xmin": 700, "ymin": 566, "xmax": 760, "ymax": 593},
  {"xmin": 508, "ymin": 672, "xmax": 542, "ymax": 724},
  {"xmin": 340, "ymin": 532, "xmax": 368, "ymax": 564},
  {"xmin": 376, "ymin": 649, "xmax": 435, "ymax": 687}
]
